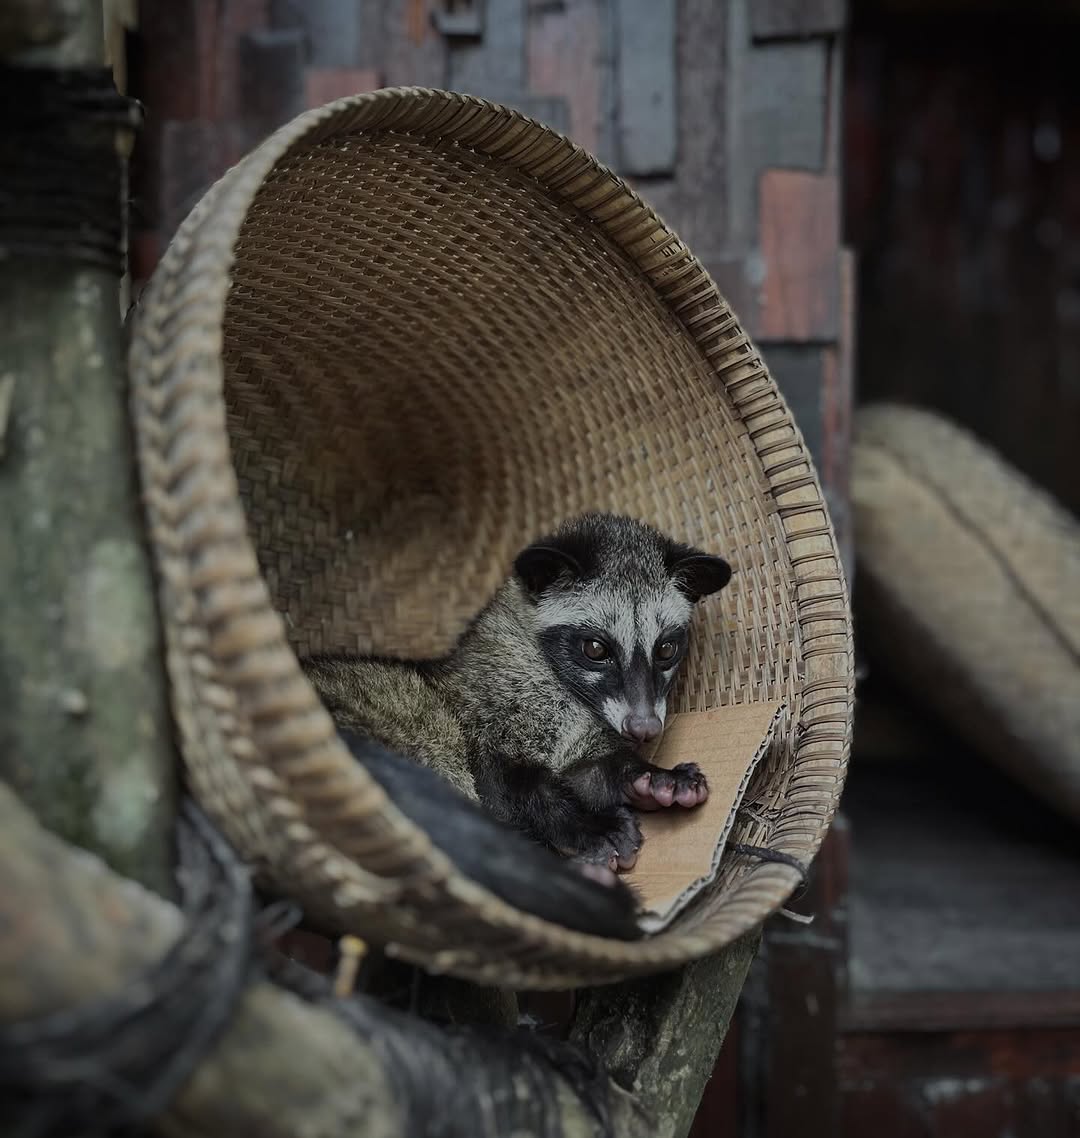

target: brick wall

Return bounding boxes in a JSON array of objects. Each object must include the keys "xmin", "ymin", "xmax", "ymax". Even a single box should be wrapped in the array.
[
  {"xmin": 131, "ymin": 1, "xmax": 383, "ymax": 280},
  {"xmin": 130, "ymin": 3, "xmax": 851, "ymax": 552}
]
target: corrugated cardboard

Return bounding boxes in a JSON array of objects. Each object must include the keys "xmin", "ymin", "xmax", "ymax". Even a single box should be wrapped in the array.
[{"xmin": 629, "ymin": 700, "xmax": 785, "ymax": 932}]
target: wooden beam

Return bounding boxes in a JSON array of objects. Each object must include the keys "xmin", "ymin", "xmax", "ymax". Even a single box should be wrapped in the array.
[
  {"xmin": 572, "ymin": 931, "xmax": 760, "ymax": 1138},
  {"xmin": 842, "ymin": 990, "xmax": 1080, "ymax": 1034}
]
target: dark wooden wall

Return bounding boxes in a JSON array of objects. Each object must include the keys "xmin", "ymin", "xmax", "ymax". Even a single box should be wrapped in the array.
[{"xmin": 845, "ymin": 3, "xmax": 1080, "ymax": 515}]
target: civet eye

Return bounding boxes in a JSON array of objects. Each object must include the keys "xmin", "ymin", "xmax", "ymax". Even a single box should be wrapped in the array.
[
  {"xmin": 656, "ymin": 640, "xmax": 678, "ymax": 662},
  {"xmin": 582, "ymin": 639, "xmax": 610, "ymax": 661}
]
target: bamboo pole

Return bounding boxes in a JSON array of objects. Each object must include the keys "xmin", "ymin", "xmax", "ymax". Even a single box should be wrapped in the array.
[{"xmin": 0, "ymin": 0, "xmax": 176, "ymax": 893}]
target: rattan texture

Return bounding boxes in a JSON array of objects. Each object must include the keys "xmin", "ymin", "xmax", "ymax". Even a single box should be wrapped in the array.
[{"xmin": 128, "ymin": 87, "xmax": 853, "ymax": 989}]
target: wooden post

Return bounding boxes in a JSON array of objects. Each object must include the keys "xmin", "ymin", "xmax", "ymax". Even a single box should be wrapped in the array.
[
  {"xmin": 0, "ymin": 0, "xmax": 177, "ymax": 894},
  {"xmin": 573, "ymin": 933, "xmax": 761, "ymax": 1138}
]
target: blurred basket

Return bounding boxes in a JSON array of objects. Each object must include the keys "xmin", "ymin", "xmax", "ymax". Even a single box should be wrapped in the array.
[{"xmin": 128, "ymin": 87, "xmax": 853, "ymax": 989}]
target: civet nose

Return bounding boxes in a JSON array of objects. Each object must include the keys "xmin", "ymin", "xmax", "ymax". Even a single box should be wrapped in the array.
[{"xmin": 622, "ymin": 714, "xmax": 663, "ymax": 744}]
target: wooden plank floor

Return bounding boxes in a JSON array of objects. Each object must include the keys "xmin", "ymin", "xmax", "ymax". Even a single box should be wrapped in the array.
[{"xmin": 844, "ymin": 746, "xmax": 1080, "ymax": 998}]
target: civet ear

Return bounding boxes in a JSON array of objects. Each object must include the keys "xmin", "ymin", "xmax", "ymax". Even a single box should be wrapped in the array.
[
  {"xmin": 665, "ymin": 546, "xmax": 732, "ymax": 603},
  {"xmin": 514, "ymin": 542, "xmax": 584, "ymax": 598}
]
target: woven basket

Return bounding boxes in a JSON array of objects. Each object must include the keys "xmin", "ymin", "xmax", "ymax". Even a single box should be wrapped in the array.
[
  {"xmin": 128, "ymin": 87, "xmax": 853, "ymax": 989},
  {"xmin": 853, "ymin": 403, "xmax": 1080, "ymax": 821}
]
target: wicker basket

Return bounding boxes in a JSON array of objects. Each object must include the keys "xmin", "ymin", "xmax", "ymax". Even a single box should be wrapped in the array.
[{"xmin": 128, "ymin": 87, "xmax": 853, "ymax": 989}]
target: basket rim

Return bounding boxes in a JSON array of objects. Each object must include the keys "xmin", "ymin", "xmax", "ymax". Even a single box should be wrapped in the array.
[{"xmin": 128, "ymin": 86, "xmax": 854, "ymax": 987}]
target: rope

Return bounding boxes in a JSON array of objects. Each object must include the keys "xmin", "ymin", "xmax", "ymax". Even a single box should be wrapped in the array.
[
  {"xmin": 0, "ymin": 67, "xmax": 140, "ymax": 272},
  {"xmin": 730, "ymin": 843, "xmax": 809, "ymax": 882}
]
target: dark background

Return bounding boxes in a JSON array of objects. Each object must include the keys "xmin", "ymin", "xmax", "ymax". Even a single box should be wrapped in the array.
[{"xmin": 847, "ymin": 0, "xmax": 1080, "ymax": 516}]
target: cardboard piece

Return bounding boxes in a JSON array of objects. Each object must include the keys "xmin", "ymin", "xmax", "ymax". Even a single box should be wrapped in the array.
[{"xmin": 628, "ymin": 700, "xmax": 786, "ymax": 933}]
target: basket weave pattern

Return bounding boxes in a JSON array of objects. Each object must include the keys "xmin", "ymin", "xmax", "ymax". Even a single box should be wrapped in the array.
[{"xmin": 129, "ymin": 88, "xmax": 853, "ymax": 988}]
